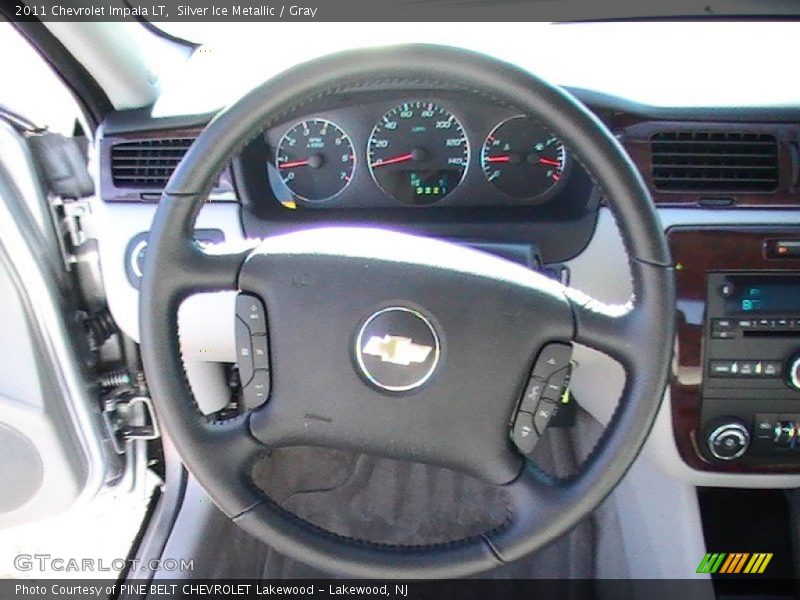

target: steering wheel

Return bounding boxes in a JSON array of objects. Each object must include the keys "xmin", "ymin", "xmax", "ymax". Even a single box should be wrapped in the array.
[{"xmin": 139, "ymin": 45, "xmax": 674, "ymax": 578}]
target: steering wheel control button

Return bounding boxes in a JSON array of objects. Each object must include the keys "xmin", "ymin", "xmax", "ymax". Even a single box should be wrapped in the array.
[
  {"xmin": 543, "ymin": 367, "xmax": 571, "ymax": 402},
  {"xmin": 251, "ymin": 335, "xmax": 270, "ymax": 370},
  {"xmin": 532, "ymin": 342, "xmax": 573, "ymax": 380},
  {"xmin": 236, "ymin": 293, "xmax": 267, "ymax": 335},
  {"xmin": 511, "ymin": 411, "xmax": 538, "ymax": 455},
  {"xmin": 519, "ymin": 378, "xmax": 545, "ymax": 413},
  {"xmin": 235, "ymin": 317, "xmax": 255, "ymax": 387},
  {"xmin": 235, "ymin": 294, "xmax": 271, "ymax": 403},
  {"xmin": 534, "ymin": 399, "xmax": 559, "ymax": 435},
  {"xmin": 707, "ymin": 420, "xmax": 750, "ymax": 461},
  {"xmin": 355, "ymin": 307, "xmax": 440, "ymax": 392},
  {"xmin": 243, "ymin": 369, "xmax": 270, "ymax": 410},
  {"xmin": 512, "ymin": 344, "xmax": 574, "ymax": 451}
]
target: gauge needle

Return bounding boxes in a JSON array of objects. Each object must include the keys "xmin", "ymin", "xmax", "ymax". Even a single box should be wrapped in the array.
[
  {"xmin": 371, "ymin": 153, "xmax": 414, "ymax": 168},
  {"xmin": 538, "ymin": 158, "xmax": 562, "ymax": 167},
  {"xmin": 485, "ymin": 155, "xmax": 510, "ymax": 163},
  {"xmin": 279, "ymin": 154, "xmax": 325, "ymax": 169},
  {"xmin": 279, "ymin": 159, "xmax": 311, "ymax": 169}
]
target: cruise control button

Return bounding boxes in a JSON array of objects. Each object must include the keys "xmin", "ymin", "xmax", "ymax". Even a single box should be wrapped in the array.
[
  {"xmin": 236, "ymin": 294, "xmax": 267, "ymax": 335},
  {"xmin": 251, "ymin": 335, "xmax": 270, "ymax": 370},
  {"xmin": 532, "ymin": 343, "xmax": 572, "ymax": 380},
  {"xmin": 512, "ymin": 411, "xmax": 538, "ymax": 455},
  {"xmin": 243, "ymin": 369, "xmax": 270, "ymax": 410},
  {"xmin": 534, "ymin": 399, "xmax": 559, "ymax": 435},
  {"xmin": 235, "ymin": 317, "xmax": 254, "ymax": 386}
]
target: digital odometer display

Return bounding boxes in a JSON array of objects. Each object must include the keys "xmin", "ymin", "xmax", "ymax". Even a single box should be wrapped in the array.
[{"xmin": 367, "ymin": 102, "xmax": 469, "ymax": 205}]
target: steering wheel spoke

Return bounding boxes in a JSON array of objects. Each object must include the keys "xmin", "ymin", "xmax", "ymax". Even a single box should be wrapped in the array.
[
  {"xmin": 184, "ymin": 243, "xmax": 256, "ymax": 293},
  {"xmin": 566, "ymin": 288, "xmax": 637, "ymax": 365}
]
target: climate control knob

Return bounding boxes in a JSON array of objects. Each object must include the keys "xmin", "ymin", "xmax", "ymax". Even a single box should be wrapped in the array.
[
  {"xmin": 707, "ymin": 420, "xmax": 750, "ymax": 461},
  {"xmin": 787, "ymin": 353, "xmax": 800, "ymax": 391}
]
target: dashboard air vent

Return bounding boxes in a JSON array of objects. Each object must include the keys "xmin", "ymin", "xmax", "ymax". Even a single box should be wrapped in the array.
[
  {"xmin": 650, "ymin": 131, "xmax": 779, "ymax": 192},
  {"xmin": 110, "ymin": 138, "xmax": 195, "ymax": 188}
]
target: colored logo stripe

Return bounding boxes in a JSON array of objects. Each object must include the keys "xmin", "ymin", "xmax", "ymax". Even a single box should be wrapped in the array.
[
  {"xmin": 697, "ymin": 553, "xmax": 726, "ymax": 574},
  {"xmin": 697, "ymin": 553, "xmax": 773, "ymax": 574},
  {"xmin": 744, "ymin": 553, "xmax": 773, "ymax": 574}
]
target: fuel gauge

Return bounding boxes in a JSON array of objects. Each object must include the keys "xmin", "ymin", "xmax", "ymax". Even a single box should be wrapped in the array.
[{"xmin": 481, "ymin": 117, "xmax": 567, "ymax": 199}]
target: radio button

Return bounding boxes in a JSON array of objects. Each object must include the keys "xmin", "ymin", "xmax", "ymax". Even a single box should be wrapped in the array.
[
  {"xmin": 711, "ymin": 330, "xmax": 737, "ymax": 339},
  {"xmin": 710, "ymin": 360, "xmax": 737, "ymax": 376},
  {"xmin": 714, "ymin": 319, "xmax": 733, "ymax": 330},
  {"xmin": 738, "ymin": 361, "xmax": 756, "ymax": 376},
  {"xmin": 763, "ymin": 362, "xmax": 781, "ymax": 377}
]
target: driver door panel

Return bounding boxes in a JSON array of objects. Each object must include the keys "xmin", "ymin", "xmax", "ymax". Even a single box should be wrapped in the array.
[{"xmin": 0, "ymin": 120, "xmax": 120, "ymax": 527}]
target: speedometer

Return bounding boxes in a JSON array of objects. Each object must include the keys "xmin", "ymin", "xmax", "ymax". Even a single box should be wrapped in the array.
[{"xmin": 367, "ymin": 102, "xmax": 468, "ymax": 205}]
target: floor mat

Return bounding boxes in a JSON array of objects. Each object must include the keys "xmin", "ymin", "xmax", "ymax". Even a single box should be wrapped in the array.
[{"xmin": 251, "ymin": 428, "xmax": 594, "ymax": 579}]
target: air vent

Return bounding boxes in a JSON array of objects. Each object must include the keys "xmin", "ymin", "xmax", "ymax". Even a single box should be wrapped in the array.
[
  {"xmin": 110, "ymin": 138, "xmax": 195, "ymax": 188},
  {"xmin": 651, "ymin": 131, "xmax": 779, "ymax": 192}
]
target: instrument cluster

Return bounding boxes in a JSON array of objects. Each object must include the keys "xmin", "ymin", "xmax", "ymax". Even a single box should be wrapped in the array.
[{"xmin": 256, "ymin": 91, "xmax": 580, "ymax": 210}]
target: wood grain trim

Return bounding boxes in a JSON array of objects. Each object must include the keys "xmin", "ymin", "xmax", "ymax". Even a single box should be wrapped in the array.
[
  {"xmin": 616, "ymin": 120, "xmax": 800, "ymax": 208},
  {"xmin": 668, "ymin": 226, "xmax": 800, "ymax": 473}
]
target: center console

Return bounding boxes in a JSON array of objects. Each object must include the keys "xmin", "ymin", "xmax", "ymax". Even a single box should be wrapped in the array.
[{"xmin": 669, "ymin": 226, "xmax": 800, "ymax": 472}]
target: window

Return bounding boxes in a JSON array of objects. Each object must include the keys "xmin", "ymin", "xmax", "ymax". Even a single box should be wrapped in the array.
[{"xmin": 0, "ymin": 23, "xmax": 83, "ymax": 135}]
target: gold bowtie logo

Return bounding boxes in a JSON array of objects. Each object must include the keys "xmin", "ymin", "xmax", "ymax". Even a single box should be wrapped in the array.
[{"xmin": 362, "ymin": 335, "xmax": 433, "ymax": 366}]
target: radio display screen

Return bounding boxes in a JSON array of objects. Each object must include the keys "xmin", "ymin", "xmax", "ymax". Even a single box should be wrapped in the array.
[{"xmin": 725, "ymin": 275, "xmax": 800, "ymax": 314}]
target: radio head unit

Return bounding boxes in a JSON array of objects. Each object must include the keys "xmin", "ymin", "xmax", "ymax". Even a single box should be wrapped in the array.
[{"xmin": 701, "ymin": 272, "xmax": 800, "ymax": 466}]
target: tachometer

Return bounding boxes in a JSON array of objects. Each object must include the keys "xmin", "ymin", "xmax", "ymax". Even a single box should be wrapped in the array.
[
  {"xmin": 275, "ymin": 118, "xmax": 355, "ymax": 202},
  {"xmin": 368, "ymin": 102, "xmax": 468, "ymax": 205},
  {"xmin": 481, "ymin": 117, "xmax": 567, "ymax": 199}
]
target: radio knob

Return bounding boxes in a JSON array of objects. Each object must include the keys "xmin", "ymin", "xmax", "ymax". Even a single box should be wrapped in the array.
[
  {"xmin": 788, "ymin": 354, "xmax": 800, "ymax": 391},
  {"xmin": 707, "ymin": 420, "xmax": 750, "ymax": 461}
]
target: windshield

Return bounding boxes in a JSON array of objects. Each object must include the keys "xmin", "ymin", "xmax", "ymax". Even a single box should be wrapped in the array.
[{"xmin": 152, "ymin": 21, "xmax": 800, "ymax": 117}]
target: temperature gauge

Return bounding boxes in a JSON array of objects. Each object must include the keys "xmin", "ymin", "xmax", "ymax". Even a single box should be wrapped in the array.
[{"xmin": 481, "ymin": 116, "xmax": 567, "ymax": 199}]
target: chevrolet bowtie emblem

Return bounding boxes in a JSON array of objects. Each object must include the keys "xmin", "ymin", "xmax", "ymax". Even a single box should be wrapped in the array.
[{"xmin": 361, "ymin": 335, "xmax": 433, "ymax": 366}]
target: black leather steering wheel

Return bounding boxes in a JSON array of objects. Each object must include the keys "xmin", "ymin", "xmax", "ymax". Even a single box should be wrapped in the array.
[{"xmin": 140, "ymin": 45, "xmax": 674, "ymax": 578}]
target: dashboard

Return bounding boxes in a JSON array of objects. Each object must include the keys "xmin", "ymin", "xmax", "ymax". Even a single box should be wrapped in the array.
[
  {"xmin": 94, "ymin": 85, "xmax": 800, "ymax": 485},
  {"xmin": 230, "ymin": 88, "xmax": 596, "ymax": 261}
]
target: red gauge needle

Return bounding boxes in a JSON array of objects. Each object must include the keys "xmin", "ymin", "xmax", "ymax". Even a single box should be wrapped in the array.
[
  {"xmin": 486, "ymin": 155, "xmax": 510, "ymax": 163},
  {"xmin": 538, "ymin": 157, "xmax": 562, "ymax": 167},
  {"xmin": 371, "ymin": 153, "xmax": 414, "ymax": 168},
  {"xmin": 278, "ymin": 159, "xmax": 310, "ymax": 169}
]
